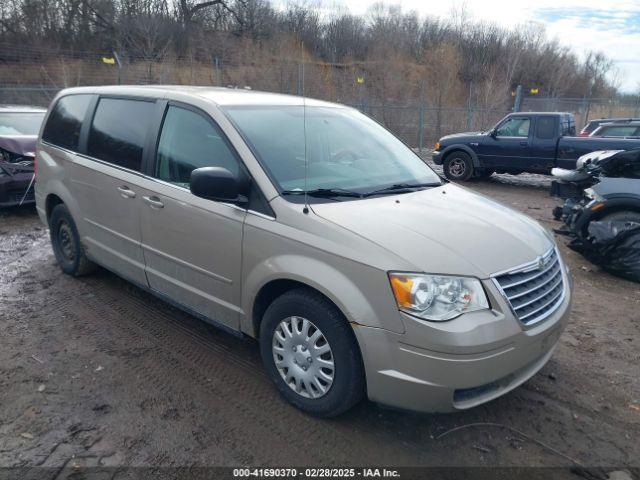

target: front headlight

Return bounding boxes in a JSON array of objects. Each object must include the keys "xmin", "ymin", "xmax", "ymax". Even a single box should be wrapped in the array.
[
  {"xmin": 389, "ymin": 273, "xmax": 489, "ymax": 321},
  {"xmin": 434, "ymin": 142, "xmax": 441, "ymax": 151}
]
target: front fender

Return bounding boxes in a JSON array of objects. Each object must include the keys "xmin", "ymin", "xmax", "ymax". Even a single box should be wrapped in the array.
[
  {"xmin": 575, "ymin": 197, "xmax": 640, "ymax": 233},
  {"xmin": 240, "ymin": 254, "xmax": 405, "ymax": 337}
]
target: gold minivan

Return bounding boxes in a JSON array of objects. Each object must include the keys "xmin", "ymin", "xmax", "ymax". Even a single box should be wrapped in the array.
[{"xmin": 36, "ymin": 86, "xmax": 572, "ymax": 417}]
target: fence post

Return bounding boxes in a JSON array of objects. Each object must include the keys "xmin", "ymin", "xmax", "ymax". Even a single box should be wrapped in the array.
[
  {"xmin": 635, "ymin": 95, "xmax": 640, "ymax": 117},
  {"xmin": 512, "ymin": 85, "xmax": 523, "ymax": 112},
  {"xmin": 113, "ymin": 51, "xmax": 122, "ymax": 85},
  {"xmin": 466, "ymin": 80, "xmax": 473, "ymax": 130},
  {"xmin": 296, "ymin": 62, "xmax": 303, "ymax": 96},
  {"xmin": 213, "ymin": 57, "xmax": 221, "ymax": 86},
  {"xmin": 418, "ymin": 81, "xmax": 426, "ymax": 152}
]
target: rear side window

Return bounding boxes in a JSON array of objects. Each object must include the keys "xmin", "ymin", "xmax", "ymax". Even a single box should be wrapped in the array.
[
  {"xmin": 600, "ymin": 126, "xmax": 638, "ymax": 137},
  {"xmin": 42, "ymin": 95, "xmax": 93, "ymax": 150},
  {"xmin": 561, "ymin": 117, "xmax": 576, "ymax": 136},
  {"xmin": 536, "ymin": 117, "xmax": 556, "ymax": 139},
  {"xmin": 87, "ymin": 98, "xmax": 155, "ymax": 171}
]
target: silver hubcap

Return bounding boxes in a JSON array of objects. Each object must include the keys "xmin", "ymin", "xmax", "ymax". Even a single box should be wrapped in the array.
[
  {"xmin": 449, "ymin": 158, "xmax": 466, "ymax": 177},
  {"xmin": 272, "ymin": 316, "xmax": 335, "ymax": 399}
]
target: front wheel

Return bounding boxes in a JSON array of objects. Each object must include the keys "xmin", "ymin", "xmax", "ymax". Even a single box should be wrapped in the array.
[
  {"xmin": 259, "ymin": 288, "xmax": 365, "ymax": 417},
  {"xmin": 443, "ymin": 151, "xmax": 474, "ymax": 181}
]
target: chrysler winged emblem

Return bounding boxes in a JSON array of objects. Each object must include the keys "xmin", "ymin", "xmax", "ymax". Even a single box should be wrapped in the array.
[{"xmin": 537, "ymin": 256, "xmax": 546, "ymax": 270}]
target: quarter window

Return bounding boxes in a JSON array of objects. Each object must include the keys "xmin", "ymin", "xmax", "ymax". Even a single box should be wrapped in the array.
[
  {"xmin": 496, "ymin": 117, "xmax": 530, "ymax": 137},
  {"xmin": 87, "ymin": 98, "xmax": 155, "ymax": 171},
  {"xmin": 155, "ymin": 106, "xmax": 239, "ymax": 187},
  {"xmin": 42, "ymin": 95, "xmax": 93, "ymax": 150},
  {"xmin": 536, "ymin": 117, "xmax": 556, "ymax": 139}
]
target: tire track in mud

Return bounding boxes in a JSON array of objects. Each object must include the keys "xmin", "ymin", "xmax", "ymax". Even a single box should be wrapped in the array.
[
  {"xmin": 41, "ymin": 272, "xmax": 434, "ymax": 465},
  {"xmin": 3, "ymin": 212, "xmax": 639, "ymax": 470},
  {"xmin": 45, "ymin": 270, "xmax": 640, "ymax": 468}
]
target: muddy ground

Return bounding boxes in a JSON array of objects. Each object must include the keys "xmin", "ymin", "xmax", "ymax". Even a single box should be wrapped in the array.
[{"xmin": 0, "ymin": 168, "xmax": 639, "ymax": 479}]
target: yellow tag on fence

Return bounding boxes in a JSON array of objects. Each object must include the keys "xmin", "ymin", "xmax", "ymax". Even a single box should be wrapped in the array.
[{"xmin": 102, "ymin": 57, "xmax": 116, "ymax": 65}]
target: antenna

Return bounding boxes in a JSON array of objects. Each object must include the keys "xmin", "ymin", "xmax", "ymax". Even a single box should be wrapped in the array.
[
  {"xmin": 301, "ymin": 41, "xmax": 309, "ymax": 214},
  {"xmin": 302, "ymin": 95, "xmax": 309, "ymax": 214}
]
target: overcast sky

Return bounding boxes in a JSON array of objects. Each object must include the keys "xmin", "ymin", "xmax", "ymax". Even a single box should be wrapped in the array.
[{"xmin": 304, "ymin": 0, "xmax": 640, "ymax": 93}]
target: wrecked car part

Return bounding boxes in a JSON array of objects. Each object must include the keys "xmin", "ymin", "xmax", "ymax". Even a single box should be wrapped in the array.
[{"xmin": 569, "ymin": 220, "xmax": 640, "ymax": 283}]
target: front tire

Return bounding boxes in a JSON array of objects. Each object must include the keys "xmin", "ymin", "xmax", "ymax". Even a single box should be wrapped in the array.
[
  {"xmin": 259, "ymin": 288, "xmax": 365, "ymax": 417},
  {"xmin": 444, "ymin": 151, "xmax": 474, "ymax": 181},
  {"xmin": 49, "ymin": 204, "xmax": 96, "ymax": 276}
]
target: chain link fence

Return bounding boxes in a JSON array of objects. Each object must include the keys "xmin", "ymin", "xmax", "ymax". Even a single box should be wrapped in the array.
[
  {"xmin": 2, "ymin": 55, "xmax": 639, "ymax": 149},
  {"xmin": 0, "ymin": 84, "xmax": 511, "ymax": 149},
  {"xmin": 521, "ymin": 96, "xmax": 640, "ymax": 128}
]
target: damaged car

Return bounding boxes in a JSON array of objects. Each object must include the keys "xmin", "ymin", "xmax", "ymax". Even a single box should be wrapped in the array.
[
  {"xmin": 551, "ymin": 149, "xmax": 640, "ymax": 282},
  {"xmin": 0, "ymin": 105, "xmax": 46, "ymax": 207}
]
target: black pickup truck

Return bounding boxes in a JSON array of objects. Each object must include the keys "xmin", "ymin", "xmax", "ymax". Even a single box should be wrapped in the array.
[{"xmin": 432, "ymin": 112, "xmax": 640, "ymax": 181}]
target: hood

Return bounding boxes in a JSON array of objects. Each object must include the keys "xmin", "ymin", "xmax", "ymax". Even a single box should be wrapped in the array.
[
  {"xmin": 440, "ymin": 131, "xmax": 483, "ymax": 143},
  {"xmin": 592, "ymin": 177, "xmax": 640, "ymax": 198},
  {"xmin": 576, "ymin": 150, "xmax": 623, "ymax": 169},
  {"xmin": 311, "ymin": 184, "xmax": 553, "ymax": 278},
  {"xmin": 0, "ymin": 135, "xmax": 37, "ymax": 157}
]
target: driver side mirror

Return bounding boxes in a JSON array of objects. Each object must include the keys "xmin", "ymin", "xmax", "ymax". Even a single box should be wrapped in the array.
[
  {"xmin": 489, "ymin": 128, "xmax": 497, "ymax": 138},
  {"xmin": 190, "ymin": 167, "xmax": 248, "ymax": 206}
]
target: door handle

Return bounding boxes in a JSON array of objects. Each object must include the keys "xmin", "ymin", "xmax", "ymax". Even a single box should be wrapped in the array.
[
  {"xmin": 142, "ymin": 195, "xmax": 164, "ymax": 209},
  {"xmin": 519, "ymin": 141, "xmax": 528, "ymax": 147},
  {"xmin": 117, "ymin": 186, "xmax": 136, "ymax": 198}
]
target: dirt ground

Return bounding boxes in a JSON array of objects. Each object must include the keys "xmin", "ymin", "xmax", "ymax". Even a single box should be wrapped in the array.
[{"xmin": 1, "ymin": 168, "xmax": 639, "ymax": 479}]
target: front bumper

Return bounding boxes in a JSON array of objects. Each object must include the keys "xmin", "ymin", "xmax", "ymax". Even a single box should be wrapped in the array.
[
  {"xmin": 0, "ymin": 171, "xmax": 35, "ymax": 207},
  {"xmin": 353, "ymin": 266, "xmax": 572, "ymax": 413},
  {"xmin": 432, "ymin": 150, "xmax": 443, "ymax": 165}
]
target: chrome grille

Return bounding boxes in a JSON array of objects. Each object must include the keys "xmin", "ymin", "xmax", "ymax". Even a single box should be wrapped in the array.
[{"xmin": 493, "ymin": 248, "xmax": 565, "ymax": 326}]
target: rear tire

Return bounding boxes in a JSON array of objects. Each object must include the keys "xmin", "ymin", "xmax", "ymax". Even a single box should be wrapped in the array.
[
  {"xmin": 259, "ymin": 288, "xmax": 365, "ymax": 417},
  {"xmin": 49, "ymin": 204, "xmax": 96, "ymax": 276},
  {"xmin": 444, "ymin": 151, "xmax": 474, "ymax": 181}
]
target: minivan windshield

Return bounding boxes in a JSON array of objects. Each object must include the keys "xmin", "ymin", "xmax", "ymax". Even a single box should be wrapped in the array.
[{"xmin": 223, "ymin": 106, "xmax": 441, "ymax": 200}]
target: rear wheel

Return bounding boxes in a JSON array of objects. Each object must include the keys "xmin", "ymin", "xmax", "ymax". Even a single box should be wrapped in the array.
[
  {"xmin": 444, "ymin": 151, "xmax": 474, "ymax": 181},
  {"xmin": 259, "ymin": 288, "xmax": 365, "ymax": 417},
  {"xmin": 49, "ymin": 204, "xmax": 96, "ymax": 276}
]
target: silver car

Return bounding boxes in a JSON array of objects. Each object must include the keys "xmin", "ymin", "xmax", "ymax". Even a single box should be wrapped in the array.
[{"xmin": 35, "ymin": 86, "xmax": 572, "ymax": 417}]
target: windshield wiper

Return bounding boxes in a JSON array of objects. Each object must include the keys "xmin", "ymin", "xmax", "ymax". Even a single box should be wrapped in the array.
[
  {"xmin": 362, "ymin": 182, "xmax": 441, "ymax": 197},
  {"xmin": 281, "ymin": 188, "xmax": 363, "ymax": 198}
]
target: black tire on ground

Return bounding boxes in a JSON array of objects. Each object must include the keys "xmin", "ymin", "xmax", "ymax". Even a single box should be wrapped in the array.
[
  {"xmin": 49, "ymin": 204, "xmax": 96, "ymax": 276},
  {"xmin": 443, "ymin": 151, "xmax": 474, "ymax": 181},
  {"xmin": 259, "ymin": 288, "xmax": 365, "ymax": 417}
]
